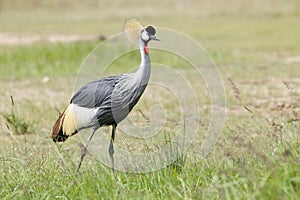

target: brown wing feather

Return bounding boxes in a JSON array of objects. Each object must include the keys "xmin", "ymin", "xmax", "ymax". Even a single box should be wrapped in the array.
[{"xmin": 52, "ymin": 110, "xmax": 69, "ymax": 142}]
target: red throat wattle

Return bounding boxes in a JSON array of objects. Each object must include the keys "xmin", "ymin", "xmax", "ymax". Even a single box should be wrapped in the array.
[{"xmin": 144, "ymin": 45, "xmax": 149, "ymax": 55}]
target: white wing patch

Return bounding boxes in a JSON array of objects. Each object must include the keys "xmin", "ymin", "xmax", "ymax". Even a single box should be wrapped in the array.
[{"xmin": 62, "ymin": 103, "xmax": 98, "ymax": 135}]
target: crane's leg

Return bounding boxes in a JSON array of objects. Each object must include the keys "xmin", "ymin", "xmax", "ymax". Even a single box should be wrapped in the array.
[
  {"xmin": 76, "ymin": 128, "xmax": 97, "ymax": 172},
  {"xmin": 109, "ymin": 124, "xmax": 116, "ymax": 173}
]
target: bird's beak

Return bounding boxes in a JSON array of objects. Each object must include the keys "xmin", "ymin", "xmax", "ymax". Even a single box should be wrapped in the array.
[{"xmin": 151, "ymin": 35, "xmax": 160, "ymax": 41}]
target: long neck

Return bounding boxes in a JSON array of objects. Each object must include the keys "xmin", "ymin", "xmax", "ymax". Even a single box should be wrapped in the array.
[{"xmin": 135, "ymin": 37, "xmax": 151, "ymax": 86}]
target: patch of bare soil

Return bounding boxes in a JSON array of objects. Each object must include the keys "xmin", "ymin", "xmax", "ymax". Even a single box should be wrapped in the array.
[
  {"xmin": 0, "ymin": 32, "xmax": 98, "ymax": 45},
  {"xmin": 226, "ymin": 77, "xmax": 300, "ymax": 116}
]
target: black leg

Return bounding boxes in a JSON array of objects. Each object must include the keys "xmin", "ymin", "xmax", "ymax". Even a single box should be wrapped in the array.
[
  {"xmin": 76, "ymin": 128, "xmax": 96, "ymax": 172},
  {"xmin": 109, "ymin": 124, "xmax": 116, "ymax": 173}
]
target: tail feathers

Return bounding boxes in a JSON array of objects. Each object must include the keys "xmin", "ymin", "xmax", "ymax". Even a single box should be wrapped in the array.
[
  {"xmin": 52, "ymin": 104, "xmax": 96, "ymax": 142},
  {"xmin": 52, "ymin": 109, "xmax": 77, "ymax": 142},
  {"xmin": 52, "ymin": 111, "xmax": 68, "ymax": 142}
]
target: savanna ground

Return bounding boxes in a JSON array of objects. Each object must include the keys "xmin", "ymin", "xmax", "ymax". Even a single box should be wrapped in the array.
[{"xmin": 0, "ymin": 0, "xmax": 300, "ymax": 199}]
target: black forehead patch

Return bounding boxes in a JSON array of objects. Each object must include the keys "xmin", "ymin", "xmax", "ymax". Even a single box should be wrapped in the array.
[{"xmin": 145, "ymin": 26, "xmax": 156, "ymax": 35}]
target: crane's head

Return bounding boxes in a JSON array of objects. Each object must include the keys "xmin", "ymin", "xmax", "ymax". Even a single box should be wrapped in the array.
[
  {"xmin": 141, "ymin": 26, "xmax": 160, "ymax": 43},
  {"xmin": 124, "ymin": 19, "xmax": 160, "ymax": 44}
]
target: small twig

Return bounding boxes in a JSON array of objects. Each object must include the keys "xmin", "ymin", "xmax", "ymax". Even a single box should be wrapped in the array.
[
  {"xmin": 10, "ymin": 95, "xmax": 14, "ymax": 106},
  {"xmin": 244, "ymin": 106, "xmax": 253, "ymax": 114},
  {"xmin": 283, "ymin": 81, "xmax": 295, "ymax": 94},
  {"xmin": 228, "ymin": 78, "xmax": 241, "ymax": 100},
  {"xmin": 5, "ymin": 123, "xmax": 10, "ymax": 130},
  {"xmin": 4, "ymin": 122, "xmax": 15, "ymax": 140},
  {"xmin": 55, "ymin": 108, "xmax": 62, "ymax": 116},
  {"xmin": 137, "ymin": 109, "xmax": 151, "ymax": 122}
]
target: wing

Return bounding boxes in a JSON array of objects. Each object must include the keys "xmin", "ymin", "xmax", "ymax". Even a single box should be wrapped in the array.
[
  {"xmin": 71, "ymin": 75, "xmax": 119, "ymax": 108},
  {"xmin": 70, "ymin": 73, "xmax": 146, "ymax": 126},
  {"xmin": 96, "ymin": 74, "xmax": 147, "ymax": 124}
]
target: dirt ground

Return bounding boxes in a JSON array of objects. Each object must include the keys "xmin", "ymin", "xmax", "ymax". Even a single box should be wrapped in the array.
[{"xmin": 0, "ymin": 32, "xmax": 97, "ymax": 45}]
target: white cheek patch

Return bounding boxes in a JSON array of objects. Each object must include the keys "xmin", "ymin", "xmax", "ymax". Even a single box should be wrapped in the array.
[{"xmin": 141, "ymin": 31, "xmax": 149, "ymax": 41}]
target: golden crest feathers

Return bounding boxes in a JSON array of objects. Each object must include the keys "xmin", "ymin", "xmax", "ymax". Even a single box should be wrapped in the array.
[{"xmin": 123, "ymin": 19, "xmax": 144, "ymax": 43}]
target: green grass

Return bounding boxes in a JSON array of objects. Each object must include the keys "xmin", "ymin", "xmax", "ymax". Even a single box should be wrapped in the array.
[
  {"xmin": 0, "ymin": 41, "xmax": 97, "ymax": 80},
  {"xmin": 1, "ymin": 109, "xmax": 32, "ymax": 135},
  {"xmin": 1, "ymin": 0, "xmax": 300, "ymax": 199}
]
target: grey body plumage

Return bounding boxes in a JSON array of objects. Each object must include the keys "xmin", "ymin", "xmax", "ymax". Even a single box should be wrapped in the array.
[
  {"xmin": 52, "ymin": 24, "xmax": 159, "ymax": 172},
  {"xmin": 71, "ymin": 70, "xmax": 148, "ymax": 127}
]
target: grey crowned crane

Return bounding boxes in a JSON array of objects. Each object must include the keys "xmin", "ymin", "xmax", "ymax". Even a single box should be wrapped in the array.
[{"xmin": 52, "ymin": 19, "xmax": 159, "ymax": 172}]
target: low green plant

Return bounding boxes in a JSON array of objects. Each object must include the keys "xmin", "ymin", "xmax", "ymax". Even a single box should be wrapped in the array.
[{"xmin": 1, "ymin": 97, "xmax": 32, "ymax": 135}]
